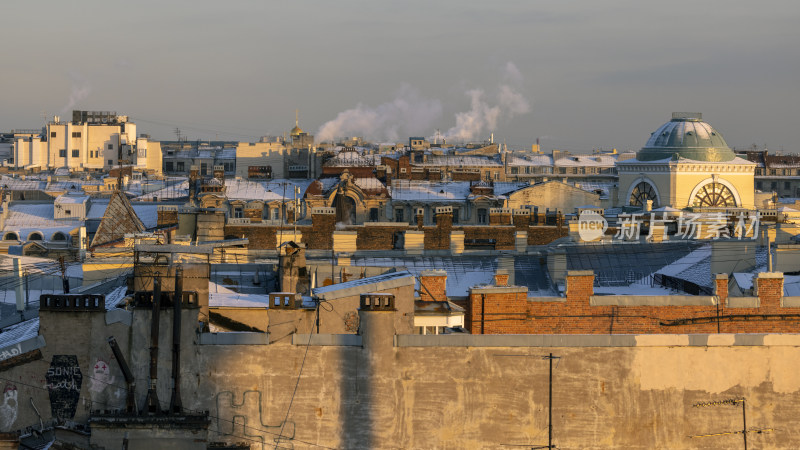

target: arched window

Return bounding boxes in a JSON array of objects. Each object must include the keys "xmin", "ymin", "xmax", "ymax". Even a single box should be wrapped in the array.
[
  {"xmin": 629, "ymin": 181, "xmax": 658, "ymax": 207},
  {"xmin": 28, "ymin": 232, "xmax": 43, "ymax": 241},
  {"xmin": 3, "ymin": 232, "xmax": 19, "ymax": 241},
  {"xmin": 692, "ymin": 182, "xmax": 736, "ymax": 207},
  {"xmin": 52, "ymin": 231, "xmax": 67, "ymax": 241}
]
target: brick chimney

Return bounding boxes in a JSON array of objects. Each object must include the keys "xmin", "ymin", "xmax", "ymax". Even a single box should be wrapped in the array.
[
  {"xmin": 755, "ymin": 272, "xmax": 783, "ymax": 308},
  {"xmin": 419, "ymin": 270, "xmax": 447, "ymax": 301}
]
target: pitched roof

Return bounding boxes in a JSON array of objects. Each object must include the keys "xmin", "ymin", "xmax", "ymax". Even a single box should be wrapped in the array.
[{"xmin": 90, "ymin": 191, "xmax": 146, "ymax": 248}]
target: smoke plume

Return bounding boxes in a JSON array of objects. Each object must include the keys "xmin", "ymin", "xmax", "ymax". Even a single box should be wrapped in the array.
[
  {"xmin": 59, "ymin": 72, "xmax": 92, "ymax": 117},
  {"xmin": 442, "ymin": 62, "xmax": 530, "ymax": 142},
  {"xmin": 316, "ymin": 61, "xmax": 530, "ymax": 144},
  {"xmin": 316, "ymin": 84, "xmax": 442, "ymax": 143}
]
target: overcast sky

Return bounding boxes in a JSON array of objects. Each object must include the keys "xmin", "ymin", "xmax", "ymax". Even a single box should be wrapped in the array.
[{"xmin": 3, "ymin": 1, "xmax": 799, "ymax": 153}]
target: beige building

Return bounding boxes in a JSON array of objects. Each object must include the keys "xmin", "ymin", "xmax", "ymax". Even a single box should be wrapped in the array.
[
  {"xmin": 617, "ymin": 112, "xmax": 755, "ymax": 209},
  {"xmin": 10, "ymin": 110, "xmax": 161, "ymax": 174}
]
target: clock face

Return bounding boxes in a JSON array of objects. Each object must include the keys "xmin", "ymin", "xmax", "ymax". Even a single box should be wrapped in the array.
[{"xmin": 692, "ymin": 182, "xmax": 736, "ymax": 207}]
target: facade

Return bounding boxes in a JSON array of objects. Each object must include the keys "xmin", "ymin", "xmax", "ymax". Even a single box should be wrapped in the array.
[
  {"xmin": 9, "ymin": 111, "xmax": 161, "ymax": 174},
  {"xmin": 618, "ymin": 113, "xmax": 756, "ymax": 209}
]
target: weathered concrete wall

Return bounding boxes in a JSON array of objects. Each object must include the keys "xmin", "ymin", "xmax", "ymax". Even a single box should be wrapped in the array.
[{"xmin": 5, "ymin": 306, "xmax": 800, "ymax": 449}]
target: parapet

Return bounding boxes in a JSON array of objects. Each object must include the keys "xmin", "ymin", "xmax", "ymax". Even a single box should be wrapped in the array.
[
  {"xmin": 360, "ymin": 293, "xmax": 395, "ymax": 311},
  {"xmin": 270, "ymin": 292, "xmax": 301, "ymax": 310},
  {"xmin": 40, "ymin": 294, "xmax": 106, "ymax": 312}
]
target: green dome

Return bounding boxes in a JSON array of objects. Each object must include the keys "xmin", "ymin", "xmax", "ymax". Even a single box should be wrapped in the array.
[{"xmin": 636, "ymin": 112, "xmax": 735, "ymax": 162}]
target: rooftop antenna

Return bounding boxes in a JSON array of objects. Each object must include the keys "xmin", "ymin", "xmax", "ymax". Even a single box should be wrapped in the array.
[
  {"xmin": 174, "ymin": 127, "xmax": 182, "ymax": 142},
  {"xmin": 295, "ymin": 109, "xmax": 300, "ymax": 128}
]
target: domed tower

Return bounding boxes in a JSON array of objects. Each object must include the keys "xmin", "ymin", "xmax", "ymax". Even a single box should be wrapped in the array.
[{"xmin": 617, "ymin": 113, "xmax": 755, "ymax": 209}]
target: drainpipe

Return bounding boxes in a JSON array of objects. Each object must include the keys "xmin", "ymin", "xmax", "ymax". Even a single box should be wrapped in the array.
[
  {"xmin": 169, "ymin": 267, "xmax": 183, "ymax": 414},
  {"xmin": 143, "ymin": 276, "xmax": 161, "ymax": 415}
]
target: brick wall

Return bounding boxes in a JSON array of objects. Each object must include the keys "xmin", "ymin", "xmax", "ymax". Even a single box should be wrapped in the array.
[
  {"xmin": 419, "ymin": 271, "xmax": 447, "ymax": 301},
  {"xmin": 356, "ymin": 225, "xmax": 407, "ymax": 250},
  {"xmin": 489, "ymin": 211, "xmax": 512, "ymax": 226},
  {"xmin": 467, "ymin": 271, "xmax": 800, "ymax": 335},
  {"xmin": 462, "ymin": 227, "xmax": 516, "ymax": 250},
  {"xmin": 307, "ymin": 211, "xmax": 336, "ymax": 249},
  {"xmin": 424, "ymin": 211, "xmax": 452, "ymax": 250},
  {"xmin": 157, "ymin": 210, "xmax": 178, "ymax": 227}
]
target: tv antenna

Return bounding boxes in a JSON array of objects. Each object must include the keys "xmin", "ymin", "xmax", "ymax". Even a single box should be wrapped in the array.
[{"xmin": 175, "ymin": 127, "xmax": 182, "ymax": 142}]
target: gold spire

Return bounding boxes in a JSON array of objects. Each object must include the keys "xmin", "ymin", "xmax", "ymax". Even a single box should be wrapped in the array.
[{"xmin": 291, "ymin": 109, "xmax": 303, "ymax": 136}]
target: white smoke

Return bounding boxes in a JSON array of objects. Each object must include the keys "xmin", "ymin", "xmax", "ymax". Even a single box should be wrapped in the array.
[
  {"xmin": 442, "ymin": 62, "xmax": 530, "ymax": 142},
  {"xmin": 59, "ymin": 72, "xmax": 92, "ymax": 117},
  {"xmin": 316, "ymin": 84, "xmax": 442, "ymax": 143},
  {"xmin": 316, "ymin": 61, "xmax": 530, "ymax": 144}
]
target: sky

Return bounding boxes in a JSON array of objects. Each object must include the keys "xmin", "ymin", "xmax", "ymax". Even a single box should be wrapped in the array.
[{"xmin": 2, "ymin": 0, "xmax": 800, "ymax": 153}]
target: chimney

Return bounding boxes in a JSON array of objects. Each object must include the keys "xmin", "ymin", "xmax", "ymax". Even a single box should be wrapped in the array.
[
  {"xmin": 419, "ymin": 270, "xmax": 447, "ymax": 301},
  {"xmin": 213, "ymin": 165, "xmax": 225, "ymax": 181},
  {"xmin": 494, "ymin": 269, "xmax": 509, "ymax": 287}
]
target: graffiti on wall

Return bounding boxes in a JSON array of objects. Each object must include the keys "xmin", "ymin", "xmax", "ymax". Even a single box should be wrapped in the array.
[
  {"xmin": 0, "ymin": 384, "xmax": 18, "ymax": 431},
  {"xmin": 216, "ymin": 390, "xmax": 295, "ymax": 450},
  {"xmin": 46, "ymin": 355, "xmax": 83, "ymax": 420},
  {"xmin": 88, "ymin": 358, "xmax": 123, "ymax": 409}
]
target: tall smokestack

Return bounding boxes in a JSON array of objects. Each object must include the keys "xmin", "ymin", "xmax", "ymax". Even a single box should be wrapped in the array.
[
  {"xmin": 169, "ymin": 267, "xmax": 183, "ymax": 414},
  {"xmin": 144, "ymin": 276, "xmax": 162, "ymax": 415}
]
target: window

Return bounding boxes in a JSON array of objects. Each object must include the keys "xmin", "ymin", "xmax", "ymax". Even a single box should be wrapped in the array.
[
  {"xmin": 248, "ymin": 165, "xmax": 272, "ymax": 179},
  {"xmin": 771, "ymin": 182, "xmax": 778, "ymax": 190},
  {"xmin": 59, "ymin": 149, "xmax": 66, "ymax": 157},
  {"xmin": 64, "ymin": 209, "xmax": 71, "ymax": 216},
  {"xmin": 72, "ymin": 149, "xmax": 79, "ymax": 157},
  {"xmin": 272, "ymin": 208, "xmax": 280, "ymax": 220},
  {"xmin": 165, "ymin": 162, "xmax": 174, "ymax": 172},
  {"xmin": 201, "ymin": 163, "xmax": 208, "ymax": 175},
  {"xmin": 756, "ymin": 181, "xmax": 763, "ymax": 190},
  {"xmin": 395, "ymin": 208, "xmax": 404, "ymax": 223},
  {"xmin": 369, "ymin": 208, "xmax": 379, "ymax": 222},
  {"xmin": 108, "ymin": 159, "xmax": 113, "ymax": 166},
  {"xmin": 478, "ymin": 208, "xmax": 488, "ymax": 224},
  {"xmin": 177, "ymin": 162, "xmax": 185, "ymax": 172},
  {"xmin": 108, "ymin": 144, "xmax": 113, "ymax": 150},
  {"xmin": 233, "ymin": 207, "xmax": 243, "ymax": 219},
  {"xmin": 785, "ymin": 181, "xmax": 791, "ymax": 190},
  {"xmin": 452, "ymin": 208, "xmax": 459, "ymax": 224},
  {"xmin": 71, "ymin": 131, "xmax": 81, "ymax": 138},
  {"xmin": 50, "ymin": 131, "xmax": 56, "ymax": 138}
]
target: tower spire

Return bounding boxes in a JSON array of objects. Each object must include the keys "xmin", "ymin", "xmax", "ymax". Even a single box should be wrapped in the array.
[{"xmin": 295, "ymin": 109, "xmax": 299, "ymax": 127}]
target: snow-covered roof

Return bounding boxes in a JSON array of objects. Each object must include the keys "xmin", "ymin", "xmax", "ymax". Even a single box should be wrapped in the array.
[
  {"xmin": 507, "ymin": 155, "xmax": 553, "ymax": 166},
  {"xmin": 86, "ymin": 201, "xmax": 158, "ymax": 229},
  {"xmin": 414, "ymin": 155, "xmax": 502, "ymax": 167},
  {"xmin": 210, "ymin": 292, "xmax": 272, "ymax": 308},
  {"xmin": 224, "ymin": 179, "xmax": 314, "ymax": 201},
  {"xmin": 312, "ymin": 270, "xmax": 414, "ymax": 300},
  {"xmin": 554, "ymin": 155, "xmax": 616, "ymax": 167},
  {"xmin": 390, "ymin": 180, "xmax": 472, "ymax": 202},
  {"xmin": 134, "ymin": 180, "xmax": 189, "ymax": 200},
  {"xmin": 104, "ymin": 286, "xmax": 128, "ymax": 309},
  {"xmin": 354, "ymin": 178, "xmax": 386, "ymax": 192},
  {"xmin": 618, "ymin": 156, "xmax": 756, "ymax": 165},
  {"xmin": 0, "ymin": 318, "xmax": 39, "ymax": 349},
  {"xmin": 2, "ymin": 203, "xmax": 82, "ymax": 239}
]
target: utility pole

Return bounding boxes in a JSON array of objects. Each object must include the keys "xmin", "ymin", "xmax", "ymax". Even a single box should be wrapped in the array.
[{"xmin": 58, "ymin": 256, "xmax": 69, "ymax": 293}]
